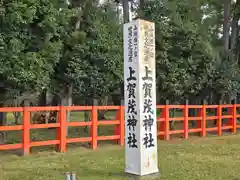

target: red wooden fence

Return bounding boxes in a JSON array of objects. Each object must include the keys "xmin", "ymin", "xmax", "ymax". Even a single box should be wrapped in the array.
[{"xmin": 0, "ymin": 104, "xmax": 239, "ymax": 155}]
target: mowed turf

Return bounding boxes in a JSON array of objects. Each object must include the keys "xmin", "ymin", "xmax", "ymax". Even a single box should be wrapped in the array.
[
  {"xmin": 1, "ymin": 110, "xmax": 240, "ymax": 179},
  {"xmin": 1, "ymin": 135, "xmax": 240, "ymax": 180}
]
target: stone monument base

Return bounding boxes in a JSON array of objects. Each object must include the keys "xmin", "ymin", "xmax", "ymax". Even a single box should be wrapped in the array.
[{"xmin": 126, "ymin": 172, "xmax": 160, "ymax": 180}]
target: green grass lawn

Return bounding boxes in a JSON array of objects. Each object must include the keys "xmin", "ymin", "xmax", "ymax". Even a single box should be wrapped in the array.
[
  {"xmin": 1, "ymin": 109, "xmax": 240, "ymax": 179},
  {"xmin": 1, "ymin": 135, "xmax": 240, "ymax": 180}
]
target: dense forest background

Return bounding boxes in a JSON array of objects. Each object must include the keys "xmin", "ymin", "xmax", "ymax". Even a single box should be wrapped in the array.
[{"xmin": 0, "ymin": 0, "xmax": 239, "ymax": 110}]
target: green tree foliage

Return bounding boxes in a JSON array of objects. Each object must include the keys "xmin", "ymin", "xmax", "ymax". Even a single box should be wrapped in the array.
[
  {"xmin": 140, "ymin": 0, "xmax": 240, "ymax": 103},
  {"xmin": 141, "ymin": 0, "xmax": 215, "ymax": 102},
  {"xmin": 53, "ymin": 1, "xmax": 123, "ymax": 102},
  {"xmin": 0, "ymin": 0, "xmax": 71, "ymax": 100},
  {"xmin": 0, "ymin": 0, "xmax": 240, "ymax": 107}
]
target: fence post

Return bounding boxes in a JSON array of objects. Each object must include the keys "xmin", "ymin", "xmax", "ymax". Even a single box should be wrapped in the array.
[
  {"xmin": 226, "ymin": 102, "xmax": 233, "ymax": 128},
  {"xmin": 217, "ymin": 100, "xmax": 222, "ymax": 136},
  {"xmin": 201, "ymin": 100, "xmax": 207, "ymax": 137},
  {"xmin": 56, "ymin": 107, "xmax": 60, "ymax": 151},
  {"xmin": 158, "ymin": 106, "xmax": 165, "ymax": 140},
  {"xmin": 91, "ymin": 99, "xmax": 98, "ymax": 150},
  {"xmin": 164, "ymin": 100, "xmax": 170, "ymax": 140},
  {"xmin": 119, "ymin": 99, "xmax": 125, "ymax": 146},
  {"xmin": 113, "ymin": 100, "xmax": 124, "ymax": 145},
  {"xmin": 232, "ymin": 99, "xmax": 237, "ymax": 134},
  {"xmin": 114, "ymin": 110, "xmax": 120, "ymax": 144},
  {"xmin": 59, "ymin": 106, "xmax": 67, "ymax": 153},
  {"xmin": 184, "ymin": 100, "xmax": 189, "ymax": 139},
  {"xmin": 23, "ymin": 107, "xmax": 30, "ymax": 156},
  {"xmin": 197, "ymin": 106, "xmax": 202, "ymax": 130}
]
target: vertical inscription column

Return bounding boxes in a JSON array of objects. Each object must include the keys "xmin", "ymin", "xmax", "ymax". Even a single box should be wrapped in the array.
[
  {"xmin": 124, "ymin": 19, "xmax": 159, "ymax": 177},
  {"xmin": 124, "ymin": 20, "xmax": 140, "ymax": 175},
  {"xmin": 139, "ymin": 20, "xmax": 158, "ymax": 175}
]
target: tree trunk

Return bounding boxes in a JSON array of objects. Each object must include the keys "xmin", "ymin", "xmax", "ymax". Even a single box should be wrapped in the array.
[
  {"xmin": 0, "ymin": 112, "xmax": 6, "ymax": 143},
  {"xmin": 231, "ymin": 15, "xmax": 239, "ymax": 50},
  {"xmin": 122, "ymin": 0, "xmax": 130, "ymax": 23},
  {"xmin": 63, "ymin": 0, "xmax": 82, "ymax": 135},
  {"xmin": 38, "ymin": 89, "xmax": 47, "ymax": 106},
  {"xmin": 22, "ymin": 99, "xmax": 31, "ymax": 125},
  {"xmin": 230, "ymin": 0, "xmax": 240, "ymax": 55},
  {"xmin": 194, "ymin": 0, "xmax": 201, "ymax": 23},
  {"xmin": 13, "ymin": 112, "xmax": 21, "ymax": 125},
  {"xmin": 84, "ymin": 98, "xmax": 90, "ymax": 133},
  {"xmin": 66, "ymin": 84, "xmax": 73, "ymax": 136},
  {"xmin": 139, "ymin": 0, "xmax": 145, "ymax": 11},
  {"xmin": 60, "ymin": 84, "xmax": 73, "ymax": 136},
  {"xmin": 98, "ymin": 96, "xmax": 108, "ymax": 120},
  {"xmin": 40, "ymin": 89, "xmax": 49, "ymax": 124},
  {"xmin": 188, "ymin": 97, "xmax": 198, "ymax": 128},
  {"xmin": 223, "ymin": 0, "xmax": 231, "ymax": 51},
  {"xmin": 0, "ymin": 111, "xmax": 4, "ymax": 142},
  {"xmin": 111, "ymin": 93, "xmax": 121, "ymax": 105}
]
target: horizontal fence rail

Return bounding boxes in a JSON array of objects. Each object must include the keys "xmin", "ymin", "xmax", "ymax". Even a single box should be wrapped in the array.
[{"xmin": 0, "ymin": 103, "xmax": 240, "ymax": 155}]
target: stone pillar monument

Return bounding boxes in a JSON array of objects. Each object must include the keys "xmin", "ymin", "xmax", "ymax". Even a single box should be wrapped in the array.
[{"xmin": 124, "ymin": 19, "xmax": 159, "ymax": 178}]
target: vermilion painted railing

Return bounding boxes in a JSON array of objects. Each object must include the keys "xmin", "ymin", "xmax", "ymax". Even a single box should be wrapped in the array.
[{"xmin": 0, "ymin": 104, "xmax": 239, "ymax": 155}]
